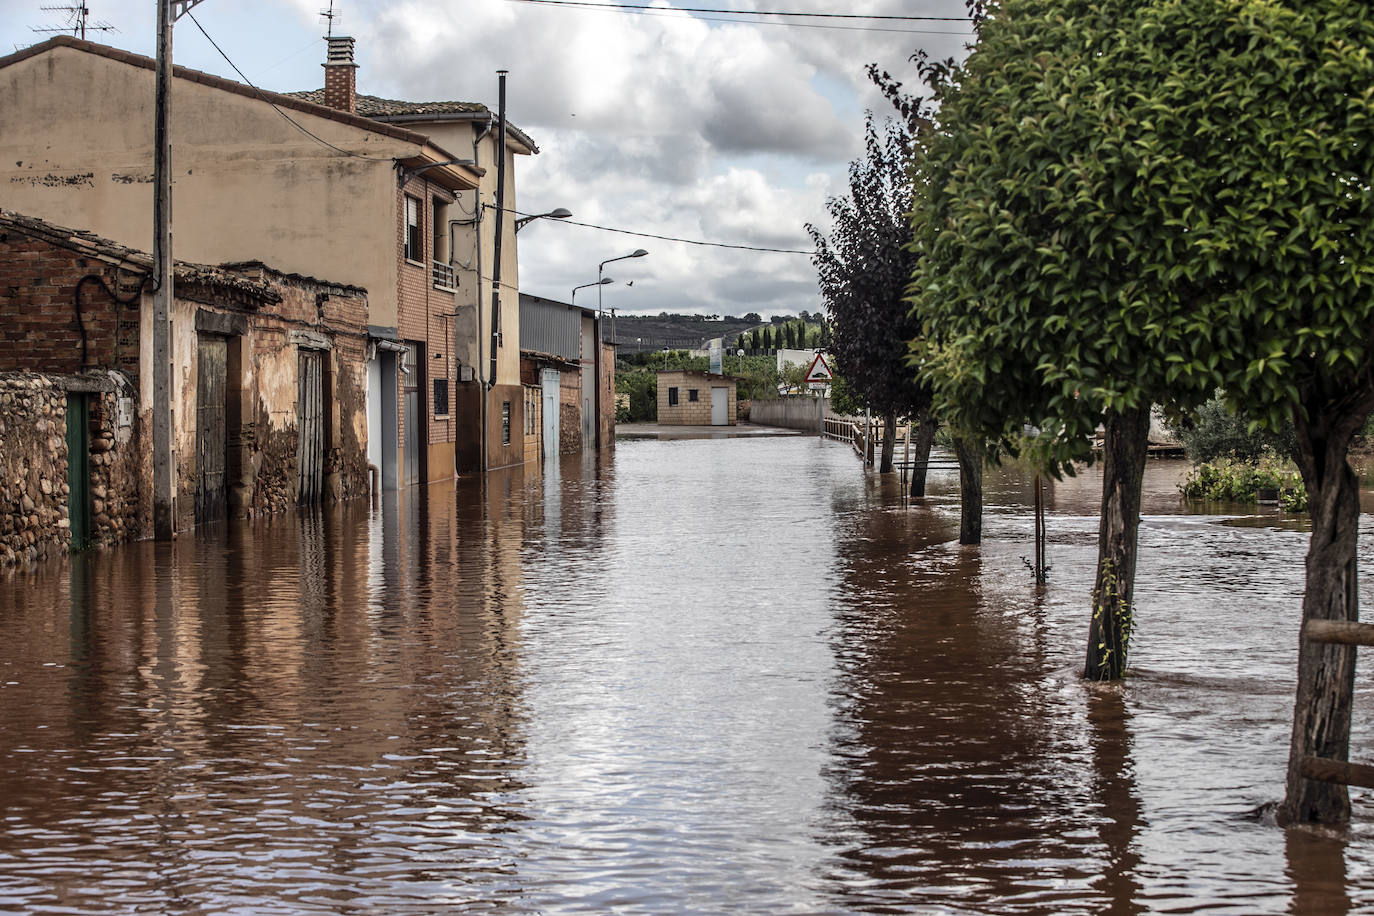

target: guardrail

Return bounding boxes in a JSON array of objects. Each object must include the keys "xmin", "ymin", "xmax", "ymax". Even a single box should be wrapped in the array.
[{"xmin": 433, "ymin": 260, "xmax": 456, "ymax": 290}]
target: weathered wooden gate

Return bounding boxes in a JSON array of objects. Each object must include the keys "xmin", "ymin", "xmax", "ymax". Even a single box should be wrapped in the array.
[
  {"xmin": 297, "ymin": 349, "xmax": 324, "ymax": 504},
  {"xmin": 65, "ymin": 393, "xmax": 90, "ymax": 550},
  {"xmin": 196, "ymin": 334, "xmax": 228, "ymax": 524}
]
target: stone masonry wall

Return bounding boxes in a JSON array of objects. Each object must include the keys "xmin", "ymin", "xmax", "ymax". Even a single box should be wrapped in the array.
[
  {"xmin": 0, "ymin": 375, "xmax": 69, "ymax": 565},
  {"xmin": 0, "ymin": 372, "xmax": 141, "ymax": 567}
]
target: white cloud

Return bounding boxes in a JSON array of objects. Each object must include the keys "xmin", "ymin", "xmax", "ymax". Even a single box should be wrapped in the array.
[{"xmin": 0, "ymin": 0, "xmax": 975, "ymax": 317}]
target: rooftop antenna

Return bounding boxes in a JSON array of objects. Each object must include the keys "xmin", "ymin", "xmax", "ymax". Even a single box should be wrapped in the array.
[
  {"xmin": 320, "ymin": 0, "xmax": 338, "ymax": 38},
  {"xmin": 31, "ymin": 3, "xmax": 117, "ymax": 40}
]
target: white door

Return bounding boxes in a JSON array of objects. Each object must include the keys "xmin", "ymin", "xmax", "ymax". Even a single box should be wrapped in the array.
[
  {"xmin": 541, "ymin": 369, "xmax": 560, "ymax": 460},
  {"xmin": 711, "ymin": 387, "xmax": 728, "ymax": 425}
]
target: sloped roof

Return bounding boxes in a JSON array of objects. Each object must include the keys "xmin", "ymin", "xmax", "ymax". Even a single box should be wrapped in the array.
[
  {"xmin": 0, "ymin": 36, "xmax": 432, "ymax": 148},
  {"xmin": 0, "ymin": 209, "xmax": 282, "ymax": 306},
  {"xmin": 285, "ymin": 89, "xmax": 539, "ymax": 154}
]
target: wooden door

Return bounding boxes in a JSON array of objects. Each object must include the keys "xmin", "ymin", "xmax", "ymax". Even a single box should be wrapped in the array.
[
  {"xmin": 298, "ymin": 349, "xmax": 324, "ymax": 504},
  {"xmin": 196, "ymin": 334, "xmax": 228, "ymax": 523},
  {"xmin": 65, "ymin": 394, "xmax": 90, "ymax": 550}
]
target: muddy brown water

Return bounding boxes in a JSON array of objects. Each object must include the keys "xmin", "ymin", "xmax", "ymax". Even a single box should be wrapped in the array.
[{"xmin": 2, "ymin": 436, "xmax": 1374, "ymax": 913}]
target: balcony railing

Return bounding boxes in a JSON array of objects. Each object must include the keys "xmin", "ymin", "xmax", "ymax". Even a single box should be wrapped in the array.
[{"xmin": 432, "ymin": 260, "xmax": 455, "ymax": 290}]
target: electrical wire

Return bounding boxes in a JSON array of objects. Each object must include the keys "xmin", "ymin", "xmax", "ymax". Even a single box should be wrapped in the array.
[
  {"xmin": 506, "ymin": 0, "xmax": 974, "ymax": 33},
  {"xmin": 185, "ymin": 11, "xmax": 396, "ymax": 162},
  {"xmin": 508, "ymin": 1, "xmax": 971, "ymax": 21},
  {"xmin": 503, "ymin": 207, "xmax": 816, "ymax": 254}
]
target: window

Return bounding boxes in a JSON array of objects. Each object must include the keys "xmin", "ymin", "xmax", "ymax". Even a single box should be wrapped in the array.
[
  {"xmin": 502, "ymin": 401, "xmax": 511, "ymax": 445},
  {"xmin": 688, "ymin": 389, "xmax": 699, "ymax": 402},
  {"xmin": 433, "ymin": 378, "xmax": 449, "ymax": 417},
  {"xmin": 668, "ymin": 387, "xmax": 679, "ymax": 406},
  {"xmin": 404, "ymin": 195, "xmax": 421, "ymax": 263},
  {"xmin": 432, "ymin": 197, "xmax": 450, "ymax": 262}
]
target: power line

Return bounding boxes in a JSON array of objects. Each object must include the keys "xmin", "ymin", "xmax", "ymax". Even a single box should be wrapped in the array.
[
  {"xmin": 184, "ymin": 10, "xmax": 395, "ymax": 162},
  {"xmin": 507, "ymin": 0, "xmax": 971, "ymax": 21},
  {"xmin": 504, "ymin": 208, "xmax": 816, "ymax": 254},
  {"xmin": 507, "ymin": 0, "xmax": 973, "ymax": 33}
]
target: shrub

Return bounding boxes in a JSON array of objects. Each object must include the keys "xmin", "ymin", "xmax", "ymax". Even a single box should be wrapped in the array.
[
  {"xmin": 1168, "ymin": 391, "xmax": 1296, "ymax": 463},
  {"xmin": 1180, "ymin": 457, "xmax": 1306, "ymax": 510}
]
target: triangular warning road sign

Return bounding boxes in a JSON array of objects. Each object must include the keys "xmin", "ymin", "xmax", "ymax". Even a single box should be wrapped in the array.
[{"xmin": 803, "ymin": 352, "xmax": 833, "ymax": 383}]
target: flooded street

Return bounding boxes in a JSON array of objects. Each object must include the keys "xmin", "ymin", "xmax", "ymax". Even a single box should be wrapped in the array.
[{"xmin": 3, "ymin": 434, "xmax": 1374, "ymax": 913}]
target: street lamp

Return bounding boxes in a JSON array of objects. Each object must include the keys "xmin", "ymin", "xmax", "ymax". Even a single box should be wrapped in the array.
[
  {"xmin": 598, "ymin": 248, "xmax": 648, "ymax": 318},
  {"xmin": 515, "ymin": 207, "xmax": 572, "ymax": 233},
  {"xmin": 572, "ymin": 277, "xmax": 612, "ymax": 305}
]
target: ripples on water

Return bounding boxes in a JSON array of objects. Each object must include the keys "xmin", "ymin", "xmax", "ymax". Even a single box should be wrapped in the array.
[{"xmin": 1, "ymin": 437, "xmax": 1373, "ymax": 913}]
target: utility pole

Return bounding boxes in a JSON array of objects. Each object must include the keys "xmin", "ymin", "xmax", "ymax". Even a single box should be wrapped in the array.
[
  {"xmin": 488, "ymin": 71, "xmax": 508, "ymax": 392},
  {"xmin": 152, "ymin": 0, "xmax": 208, "ymax": 540}
]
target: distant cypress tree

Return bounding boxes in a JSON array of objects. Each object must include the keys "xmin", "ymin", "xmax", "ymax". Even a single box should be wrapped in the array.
[
  {"xmin": 751, "ymin": 328, "xmax": 761, "ymax": 351},
  {"xmin": 784, "ymin": 324, "xmax": 795, "ymax": 348},
  {"xmin": 762, "ymin": 328, "xmax": 773, "ymax": 350}
]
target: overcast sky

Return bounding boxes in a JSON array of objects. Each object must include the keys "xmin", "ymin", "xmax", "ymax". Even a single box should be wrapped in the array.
[{"xmin": 2, "ymin": 0, "xmax": 974, "ymax": 317}]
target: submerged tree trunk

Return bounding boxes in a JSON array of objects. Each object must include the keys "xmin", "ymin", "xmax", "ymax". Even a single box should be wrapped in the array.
[
  {"xmin": 909, "ymin": 410, "xmax": 937, "ymax": 499},
  {"xmin": 953, "ymin": 434, "xmax": 983, "ymax": 545},
  {"xmin": 1280, "ymin": 388, "xmax": 1374, "ymax": 826},
  {"xmin": 1083, "ymin": 407, "xmax": 1150, "ymax": 681},
  {"xmin": 880, "ymin": 413, "xmax": 897, "ymax": 473}
]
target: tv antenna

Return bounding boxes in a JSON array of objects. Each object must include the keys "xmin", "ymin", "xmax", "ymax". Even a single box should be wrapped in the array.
[
  {"xmin": 320, "ymin": 0, "xmax": 340, "ymax": 37},
  {"xmin": 31, "ymin": 3, "xmax": 117, "ymax": 40}
]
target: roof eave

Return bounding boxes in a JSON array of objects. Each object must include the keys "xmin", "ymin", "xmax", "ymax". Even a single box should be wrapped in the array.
[{"xmin": 370, "ymin": 111, "xmax": 539, "ymax": 155}]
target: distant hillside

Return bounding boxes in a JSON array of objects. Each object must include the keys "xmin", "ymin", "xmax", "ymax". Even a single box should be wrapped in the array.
[{"xmin": 611, "ymin": 313, "xmax": 800, "ymax": 352}]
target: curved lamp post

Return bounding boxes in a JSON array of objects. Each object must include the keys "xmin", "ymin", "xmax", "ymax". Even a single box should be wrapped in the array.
[
  {"xmin": 572, "ymin": 276, "xmax": 612, "ymax": 305},
  {"xmin": 598, "ymin": 249, "xmax": 648, "ymax": 318},
  {"xmin": 515, "ymin": 207, "xmax": 572, "ymax": 233}
]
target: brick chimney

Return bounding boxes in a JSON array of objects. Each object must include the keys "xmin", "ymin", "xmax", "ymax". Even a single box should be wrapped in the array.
[{"xmin": 322, "ymin": 36, "xmax": 358, "ymax": 114}]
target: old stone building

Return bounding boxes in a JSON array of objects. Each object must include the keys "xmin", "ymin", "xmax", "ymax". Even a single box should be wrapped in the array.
[{"xmin": 0, "ymin": 210, "xmax": 370, "ymax": 564}]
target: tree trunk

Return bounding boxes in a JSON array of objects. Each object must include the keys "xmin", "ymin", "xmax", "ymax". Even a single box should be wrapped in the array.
[
  {"xmin": 953, "ymin": 434, "xmax": 983, "ymax": 545},
  {"xmin": 1280, "ymin": 394, "xmax": 1371, "ymax": 826},
  {"xmin": 880, "ymin": 413, "xmax": 896, "ymax": 473},
  {"xmin": 1083, "ymin": 407, "xmax": 1150, "ymax": 681},
  {"xmin": 909, "ymin": 410, "xmax": 937, "ymax": 499}
]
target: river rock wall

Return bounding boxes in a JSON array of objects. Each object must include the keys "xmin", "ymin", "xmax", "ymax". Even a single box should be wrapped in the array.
[{"xmin": 0, "ymin": 375, "xmax": 69, "ymax": 566}]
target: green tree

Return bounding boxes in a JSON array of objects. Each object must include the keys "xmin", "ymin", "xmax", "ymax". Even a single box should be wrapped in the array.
[
  {"xmin": 762, "ymin": 328, "xmax": 773, "ymax": 351},
  {"xmin": 750, "ymin": 328, "xmax": 761, "ymax": 351},
  {"xmin": 807, "ymin": 113, "xmax": 939, "ymax": 495},
  {"xmin": 784, "ymin": 323, "xmax": 796, "ymax": 349},
  {"xmin": 909, "ymin": 0, "xmax": 1374, "ymax": 822}
]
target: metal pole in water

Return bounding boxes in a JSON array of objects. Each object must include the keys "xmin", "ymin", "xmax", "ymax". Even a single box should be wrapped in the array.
[{"xmin": 1034, "ymin": 474, "xmax": 1045, "ymax": 581}]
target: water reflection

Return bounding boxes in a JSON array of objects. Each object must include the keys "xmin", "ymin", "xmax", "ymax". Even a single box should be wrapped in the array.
[{"xmin": 1, "ymin": 442, "xmax": 1374, "ymax": 912}]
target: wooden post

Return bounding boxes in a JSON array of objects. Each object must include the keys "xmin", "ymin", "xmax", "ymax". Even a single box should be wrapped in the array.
[
  {"xmin": 902, "ymin": 419, "xmax": 911, "ymax": 505},
  {"xmin": 152, "ymin": 0, "xmax": 174, "ymax": 540}
]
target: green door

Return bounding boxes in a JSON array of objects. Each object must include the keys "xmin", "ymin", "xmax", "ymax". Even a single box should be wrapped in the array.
[{"xmin": 65, "ymin": 394, "xmax": 90, "ymax": 551}]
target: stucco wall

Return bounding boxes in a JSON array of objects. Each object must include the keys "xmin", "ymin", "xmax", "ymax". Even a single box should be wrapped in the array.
[
  {"xmin": 746, "ymin": 395, "xmax": 834, "ymax": 431},
  {"xmin": 414, "ymin": 120, "xmax": 524, "ymax": 392},
  {"xmin": 0, "ymin": 44, "xmax": 408, "ymax": 327}
]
